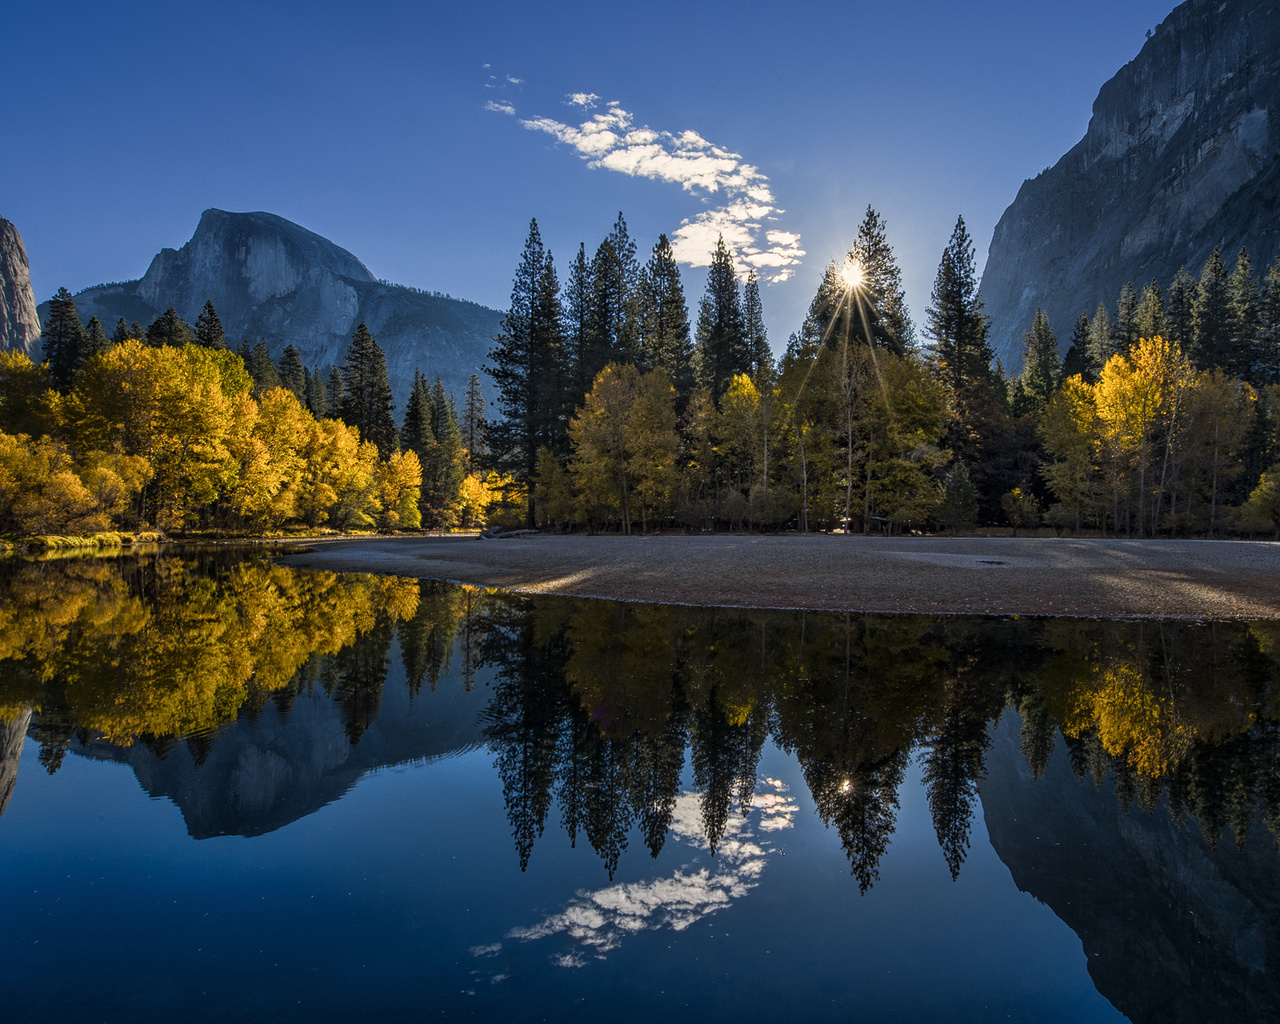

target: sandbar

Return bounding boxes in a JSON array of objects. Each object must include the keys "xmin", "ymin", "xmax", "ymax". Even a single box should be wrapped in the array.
[{"xmin": 276, "ymin": 533, "xmax": 1280, "ymax": 619}]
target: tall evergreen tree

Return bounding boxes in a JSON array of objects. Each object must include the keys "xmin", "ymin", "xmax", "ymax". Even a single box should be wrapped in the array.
[
  {"xmin": 1227, "ymin": 247, "xmax": 1260, "ymax": 381},
  {"xmin": 850, "ymin": 206, "xmax": 915, "ymax": 356},
  {"xmin": 81, "ymin": 316, "xmax": 110, "ymax": 366},
  {"xmin": 400, "ymin": 370, "xmax": 435, "ymax": 459},
  {"xmin": 1019, "ymin": 308, "xmax": 1059, "ymax": 412},
  {"xmin": 42, "ymin": 287, "xmax": 87, "ymax": 392},
  {"xmin": 463, "ymin": 373, "xmax": 487, "ymax": 471},
  {"xmin": 1135, "ymin": 280, "xmax": 1167, "ymax": 342},
  {"xmin": 694, "ymin": 235, "xmax": 747, "ymax": 400},
  {"xmin": 1192, "ymin": 247, "xmax": 1230, "ymax": 368},
  {"xmin": 422, "ymin": 376, "xmax": 466, "ymax": 528},
  {"xmin": 340, "ymin": 322, "xmax": 397, "ymax": 457},
  {"xmin": 583, "ymin": 212, "xmax": 640, "ymax": 390},
  {"xmin": 194, "ymin": 300, "xmax": 226, "ymax": 349},
  {"xmin": 250, "ymin": 342, "xmax": 282, "ymax": 392},
  {"xmin": 486, "ymin": 219, "xmax": 565, "ymax": 522},
  {"xmin": 325, "ymin": 366, "xmax": 345, "ymax": 414},
  {"xmin": 925, "ymin": 216, "xmax": 992, "ymax": 396},
  {"xmin": 278, "ymin": 344, "xmax": 307, "ymax": 400},
  {"xmin": 1166, "ymin": 266, "xmax": 1197, "ymax": 350},
  {"xmin": 305, "ymin": 365, "xmax": 328, "ymax": 417},
  {"xmin": 563, "ymin": 242, "xmax": 593, "ymax": 405},
  {"xmin": 111, "ymin": 317, "xmax": 132, "ymax": 345},
  {"xmin": 1257, "ymin": 255, "xmax": 1280, "ymax": 386},
  {"xmin": 145, "ymin": 307, "xmax": 194, "ymax": 347},
  {"xmin": 638, "ymin": 233, "xmax": 694, "ymax": 405},
  {"xmin": 1062, "ymin": 311, "xmax": 1091, "ymax": 381},
  {"xmin": 1113, "ymin": 281, "xmax": 1139, "ymax": 355},
  {"xmin": 800, "ymin": 207, "xmax": 915, "ymax": 360},
  {"xmin": 742, "ymin": 270, "xmax": 772, "ymax": 376},
  {"xmin": 1088, "ymin": 302, "xmax": 1114, "ymax": 373}
]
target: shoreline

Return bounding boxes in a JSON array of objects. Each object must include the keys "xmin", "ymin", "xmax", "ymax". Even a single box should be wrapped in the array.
[{"xmin": 276, "ymin": 533, "xmax": 1280, "ymax": 621}]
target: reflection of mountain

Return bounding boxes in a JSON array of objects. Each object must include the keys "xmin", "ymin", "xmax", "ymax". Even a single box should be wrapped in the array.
[
  {"xmin": 980, "ymin": 711, "xmax": 1280, "ymax": 1024},
  {"xmin": 74, "ymin": 668, "xmax": 490, "ymax": 839},
  {"xmin": 0, "ymin": 710, "xmax": 31, "ymax": 819}
]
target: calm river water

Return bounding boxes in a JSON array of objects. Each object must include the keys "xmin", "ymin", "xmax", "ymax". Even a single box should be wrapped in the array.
[{"xmin": 0, "ymin": 550, "xmax": 1277, "ymax": 1022}]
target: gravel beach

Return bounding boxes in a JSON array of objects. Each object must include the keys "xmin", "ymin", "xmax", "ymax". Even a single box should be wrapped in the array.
[{"xmin": 277, "ymin": 533, "xmax": 1280, "ymax": 619}]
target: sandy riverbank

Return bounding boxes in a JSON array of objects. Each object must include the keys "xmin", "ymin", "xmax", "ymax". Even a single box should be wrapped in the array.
[{"xmin": 276, "ymin": 533, "xmax": 1280, "ymax": 619}]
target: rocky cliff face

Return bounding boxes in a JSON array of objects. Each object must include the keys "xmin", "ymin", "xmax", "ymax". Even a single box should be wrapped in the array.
[
  {"xmin": 42, "ymin": 209, "xmax": 502, "ymax": 406},
  {"xmin": 980, "ymin": 712, "xmax": 1280, "ymax": 1023},
  {"xmin": 981, "ymin": 0, "xmax": 1280, "ymax": 367},
  {"xmin": 0, "ymin": 218, "xmax": 40, "ymax": 356}
]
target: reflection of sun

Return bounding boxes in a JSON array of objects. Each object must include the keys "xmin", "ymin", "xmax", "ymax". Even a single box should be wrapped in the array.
[{"xmin": 840, "ymin": 258, "xmax": 864, "ymax": 291}]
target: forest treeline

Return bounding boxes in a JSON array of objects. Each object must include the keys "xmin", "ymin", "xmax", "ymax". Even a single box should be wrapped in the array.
[
  {"xmin": 3, "ymin": 556, "xmax": 1278, "ymax": 887},
  {"xmin": 1, "ymin": 293, "xmax": 495, "ymax": 536},
  {"xmin": 7, "ymin": 210, "xmax": 1280, "ymax": 538},
  {"xmin": 487, "ymin": 210, "xmax": 1280, "ymax": 536}
]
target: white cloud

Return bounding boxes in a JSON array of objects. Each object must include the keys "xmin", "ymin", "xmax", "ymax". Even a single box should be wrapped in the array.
[
  {"xmin": 506, "ymin": 75, "xmax": 524, "ymax": 85},
  {"xmin": 493, "ymin": 93, "xmax": 803, "ymax": 282},
  {"xmin": 485, "ymin": 100, "xmax": 516, "ymax": 116}
]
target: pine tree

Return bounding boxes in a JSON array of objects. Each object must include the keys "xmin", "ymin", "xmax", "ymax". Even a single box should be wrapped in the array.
[
  {"xmin": 1227, "ymin": 247, "xmax": 1260, "ymax": 381},
  {"xmin": 278, "ymin": 344, "xmax": 307, "ymax": 400},
  {"xmin": 325, "ymin": 366, "xmax": 345, "ymax": 414},
  {"xmin": 563, "ymin": 242, "xmax": 593, "ymax": 405},
  {"xmin": 400, "ymin": 370, "xmax": 435, "ymax": 458},
  {"xmin": 251, "ymin": 341, "xmax": 282, "ymax": 392},
  {"xmin": 694, "ymin": 235, "xmax": 746, "ymax": 401},
  {"xmin": 1192, "ymin": 247, "xmax": 1230, "ymax": 368},
  {"xmin": 1258, "ymin": 255, "xmax": 1280, "ymax": 386},
  {"xmin": 194, "ymin": 300, "xmax": 225, "ymax": 349},
  {"xmin": 145, "ymin": 307, "xmax": 194, "ymax": 347},
  {"xmin": 422, "ymin": 376, "xmax": 465, "ymax": 527},
  {"xmin": 742, "ymin": 270, "xmax": 771, "ymax": 376},
  {"xmin": 463, "ymin": 373, "xmax": 487, "ymax": 471},
  {"xmin": 1166, "ymin": 266, "xmax": 1197, "ymax": 350},
  {"xmin": 638, "ymin": 233, "xmax": 694, "ymax": 405},
  {"xmin": 1113, "ymin": 281, "xmax": 1139, "ymax": 355},
  {"xmin": 81, "ymin": 316, "xmax": 110, "ymax": 366},
  {"xmin": 305, "ymin": 365, "xmax": 328, "ymax": 417},
  {"xmin": 1135, "ymin": 280, "xmax": 1167, "ymax": 342},
  {"xmin": 340, "ymin": 323, "xmax": 397, "ymax": 457},
  {"xmin": 583, "ymin": 212, "xmax": 640, "ymax": 391},
  {"xmin": 925, "ymin": 216, "xmax": 992, "ymax": 396},
  {"xmin": 1019, "ymin": 308, "xmax": 1059, "ymax": 412},
  {"xmin": 1062, "ymin": 311, "xmax": 1091, "ymax": 381},
  {"xmin": 111, "ymin": 318, "xmax": 132, "ymax": 345},
  {"xmin": 849, "ymin": 205, "xmax": 915, "ymax": 356},
  {"xmin": 486, "ymin": 219, "xmax": 565, "ymax": 521},
  {"xmin": 237, "ymin": 339, "xmax": 252, "ymax": 367},
  {"xmin": 42, "ymin": 287, "xmax": 87, "ymax": 392},
  {"xmin": 1088, "ymin": 302, "xmax": 1114, "ymax": 373}
]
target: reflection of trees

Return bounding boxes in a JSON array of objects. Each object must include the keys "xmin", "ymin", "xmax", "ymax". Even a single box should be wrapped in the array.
[
  {"xmin": 0, "ymin": 555, "xmax": 420, "ymax": 751},
  {"xmin": 6, "ymin": 555, "xmax": 1280, "ymax": 882}
]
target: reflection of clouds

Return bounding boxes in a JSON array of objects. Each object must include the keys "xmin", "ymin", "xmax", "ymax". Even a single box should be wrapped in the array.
[{"xmin": 474, "ymin": 778, "xmax": 796, "ymax": 972}]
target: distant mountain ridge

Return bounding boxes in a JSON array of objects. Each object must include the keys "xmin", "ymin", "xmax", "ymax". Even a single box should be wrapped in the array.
[
  {"xmin": 981, "ymin": 0, "xmax": 1280, "ymax": 368},
  {"xmin": 39, "ymin": 209, "xmax": 502, "ymax": 406}
]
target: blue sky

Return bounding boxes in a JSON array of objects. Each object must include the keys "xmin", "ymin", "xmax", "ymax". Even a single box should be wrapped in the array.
[{"xmin": 5, "ymin": 0, "xmax": 1174, "ymax": 350}]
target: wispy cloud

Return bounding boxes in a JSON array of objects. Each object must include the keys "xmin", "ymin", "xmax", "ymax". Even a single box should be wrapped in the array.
[
  {"xmin": 485, "ymin": 100, "xmax": 516, "ymax": 116},
  {"xmin": 494, "ymin": 93, "xmax": 804, "ymax": 282}
]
